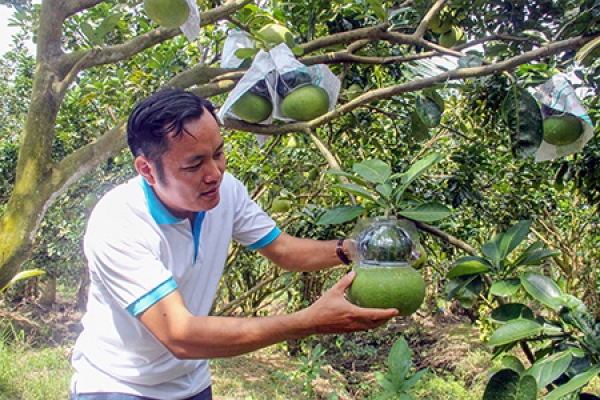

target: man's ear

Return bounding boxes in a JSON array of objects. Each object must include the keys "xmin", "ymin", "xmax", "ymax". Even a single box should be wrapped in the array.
[{"xmin": 135, "ymin": 156, "xmax": 157, "ymax": 185}]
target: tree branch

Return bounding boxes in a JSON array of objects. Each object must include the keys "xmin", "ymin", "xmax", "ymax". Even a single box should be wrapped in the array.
[
  {"xmin": 414, "ymin": 221, "xmax": 477, "ymax": 255},
  {"xmin": 414, "ymin": 0, "xmax": 448, "ymax": 39},
  {"xmin": 221, "ymin": 33, "xmax": 599, "ymax": 136},
  {"xmin": 165, "ymin": 66, "xmax": 241, "ymax": 89},
  {"xmin": 60, "ymin": 0, "xmax": 105, "ymax": 18},
  {"xmin": 49, "ymin": 122, "xmax": 127, "ymax": 196},
  {"xmin": 55, "ymin": 0, "xmax": 253, "ymax": 84}
]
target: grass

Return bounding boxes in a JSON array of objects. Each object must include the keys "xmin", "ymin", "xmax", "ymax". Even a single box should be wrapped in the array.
[{"xmin": 0, "ymin": 342, "xmax": 72, "ymax": 400}]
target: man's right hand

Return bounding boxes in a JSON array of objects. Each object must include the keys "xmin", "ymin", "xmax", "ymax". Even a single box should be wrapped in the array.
[{"xmin": 299, "ymin": 271, "xmax": 399, "ymax": 334}]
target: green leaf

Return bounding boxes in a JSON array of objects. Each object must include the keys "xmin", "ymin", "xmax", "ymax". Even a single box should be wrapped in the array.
[
  {"xmin": 397, "ymin": 202, "xmax": 451, "ymax": 222},
  {"xmin": 353, "ymin": 159, "xmax": 391, "ymax": 184},
  {"xmin": 514, "ymin": 249, "xmax": 561, "ymax": 267},
  {"xmin": 400, "ymin": 368, "xmax": 427, "ymax": 392},
  {"xmin": 234, "ymin": 47, "xmax": 259, "ymax": 60},
  {"xmin": 523, "ymin": 240, "xmax": 544, "ymax": 253},
  {"xmin": 525, "ymin": 350, "xmax": 572, "ymax": 389},
  {"xmin": 483, "ymin": 369, "xmax": 521, "ymax": 400},
  {"xmin": 422, "ymin": 88, "xmax": 445, "ymax": 111},
  {"xmin": 388, "ymin": 337, "xmax": 412, "ymax": 384},
  {"xmin": 326, "ymin": 170, "xmax": 369, "ymax": 186},
  {"xmin": 575, "ymin": 35, "xmax": 600, "ymax": 64},
  {"xmin": 447, "ymin": 256, "xmax": 491, "ymax": 279},
  {"xmin": 490, "ymin": 303, "xmax": 535, "ymax": 322},
  {"xmin": 545, "ymin": 364, "xmax": 600, "ymax": 400},
  {"xmin": 375, "ymin": 182, "xmax": 393, "ymax": 201},
  {"xmin": 481, "ymin": 233, "xmax": 502, "ymax": 266},
  {"xmin": 500, "ymin": 86, "xmax": 543, "ymax": 159},
  {"xmin": 0, "ymin": 269, "xmax": 45, "ymax": 293},
  {"xmin": 291, "ymin": 46, "xmax": 304, "ymax": 56},
  {"xmin": 516, "ymin": 375, "xmax": 537, "ymax": 400},
  {"xmin": 446, "ymin": 275, "xmax": 481, "ymax": 300},
  {"xmin": 415, "ymin": 95, "xmax": 442, "ymax": 128},
  {"xmin": 487, "ymin": 319, "xmax": 543, "ymax": 347},
  {"xmin": 499, "ymin": 220, "xmax": 531, "ymax": 260},
  {"xmin": 375, "ymin": 371, "xmax": 397, "ymax": 393},
  {"xmin": 502, "ymin": 355, "xmax": 525, "ymax": 374},
  {"xmin": 397, "ymin": 153, "xmax": 443, "ymax": 199},
  {"xmin": 80, "ymin": 21, "xmax": 99, "ymax": 46},
  {"xmin": 96, "ymin": 13, "xmax": 123, "ymax": 39},
  {"xmin": 490, "ymin": 279, "xmax": 521, "ymax": 296},
  {"xmin": 365, "ymin": 0, "xmax": 387, "ymax": 21},
  {"xmin": 410, "ymin": 110, "xmax": 429, "ymax": 140},
  {"xmin": 316, "ymin": 206, "xmax": 365, "ymax": 225},
  {"xmin": 554, "ymin": 294, "xmax": 586, "ymax": 311},
  {"xmin": 331, "ymin": 183, "xmax": 376, "ymax": 200},
  {"xmin": 520, "ymin": 273, "xmax": 563, "ymax": 311}
]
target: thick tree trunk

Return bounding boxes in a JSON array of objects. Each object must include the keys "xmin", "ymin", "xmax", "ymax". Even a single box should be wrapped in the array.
[{"xmin": 38, "ymin": 276, "xmax": 57, "ymax": 306}]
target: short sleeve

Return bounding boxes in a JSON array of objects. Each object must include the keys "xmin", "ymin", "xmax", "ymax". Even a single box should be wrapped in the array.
[
  {"xmin": 84, "ymin": 211, "xmax": 175, "ymax": 316},
  {"xmin": 227, "ymin": 175, "xmax": 280, "ymax": 249}
]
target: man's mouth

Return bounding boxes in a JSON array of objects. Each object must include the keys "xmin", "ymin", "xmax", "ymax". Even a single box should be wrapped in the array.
[{"xmin": 200, "ymin": 187, "xmax": 219, "ymax": 198}]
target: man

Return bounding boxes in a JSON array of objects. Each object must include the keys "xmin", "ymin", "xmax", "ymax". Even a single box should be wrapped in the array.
[{"xmin": 70, "ymin": 88, "xmax": 398, "ymax": 399}]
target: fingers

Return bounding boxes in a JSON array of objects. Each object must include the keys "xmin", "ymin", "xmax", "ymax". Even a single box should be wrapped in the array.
[
  {"xmin": 359, "ymin": 306, "xmax": 399, "ymax": 321},
  {"xmin": 331, "ymin": 270, "xmax": 356, "ymax": 293},
  {"xmin": 346, "ymin": 308, "xmax": 398, "ymax": 332}
]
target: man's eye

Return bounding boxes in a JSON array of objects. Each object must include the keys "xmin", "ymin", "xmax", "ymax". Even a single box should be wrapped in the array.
[{"xmin": 185, "ymin": 163, "xmax": 202, "ymax": 170}]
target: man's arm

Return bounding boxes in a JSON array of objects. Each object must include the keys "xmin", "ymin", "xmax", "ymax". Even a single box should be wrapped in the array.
[
  {"xmin": 257, "ymin": 231, "xmax": 352, "ymax": 272},
  {"xmin": 138, "ymin": 271, "xmax": 398, "ymax": 359}
]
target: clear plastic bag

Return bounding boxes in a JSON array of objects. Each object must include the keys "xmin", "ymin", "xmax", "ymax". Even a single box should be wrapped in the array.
[
  {"xmin": 217, "ymin": 49, "xmax": 277, "ymax": 126},
  {"xmin": 532, "ymin": 75, "xmax": 594, "ymax": 162},
  {"xmin": 221, "ymin": 30, "xmax": 255, "ymax": 69},
  {"xmin": 269, "ymin": 44, "xmax": 340, "ymax": 122}
]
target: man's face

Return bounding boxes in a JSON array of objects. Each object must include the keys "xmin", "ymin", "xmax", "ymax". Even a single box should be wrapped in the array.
[{"xmin": 137, "ymin": 111, "xmax": 226, "ymax": 221}]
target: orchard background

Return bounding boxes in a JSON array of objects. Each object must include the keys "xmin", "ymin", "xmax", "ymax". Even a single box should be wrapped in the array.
[{"xmin": 0, "ymin": 0, "xmax": 599, "ymax": 398}]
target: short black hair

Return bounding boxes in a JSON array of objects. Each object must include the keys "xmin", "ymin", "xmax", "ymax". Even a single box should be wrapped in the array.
[{"xmin": 127, "ymin": 88, "xmax": 218, "ymax": 178}]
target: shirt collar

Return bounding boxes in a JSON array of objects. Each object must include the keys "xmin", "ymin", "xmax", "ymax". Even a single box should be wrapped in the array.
[{"xmin": 140, "ymin": 177, "xmax": 184, "ymax": 225}]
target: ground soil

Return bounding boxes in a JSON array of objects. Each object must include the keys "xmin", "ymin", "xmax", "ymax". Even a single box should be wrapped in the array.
[{"xmin": 3, "ymin": 299, "xmax": 488, "ymax": 399}]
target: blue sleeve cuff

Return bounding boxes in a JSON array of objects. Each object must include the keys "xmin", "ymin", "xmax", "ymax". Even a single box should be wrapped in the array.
[
  {"xmin": 247, "ymin": 227, "xmax": 281, "ymax": 250},
  {"xmin": 126, "ymin": 277, "xmax": 177, "ymax": 317}
]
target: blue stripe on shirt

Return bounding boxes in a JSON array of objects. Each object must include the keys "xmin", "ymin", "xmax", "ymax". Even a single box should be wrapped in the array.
[
  {"xmin": 126, "ymin": 277, "xmax": 178, "ymax": 317},
  {"xmin": 247, "ymin": 227, "xmax": 281, "ymax": 250}
]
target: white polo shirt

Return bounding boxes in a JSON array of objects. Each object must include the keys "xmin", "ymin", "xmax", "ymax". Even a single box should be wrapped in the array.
[{"xmin": 70, "ymin": 172, "xmax": 280, "ymax": 399}]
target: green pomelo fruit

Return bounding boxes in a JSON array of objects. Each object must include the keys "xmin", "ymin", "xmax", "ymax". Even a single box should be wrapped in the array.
[
  {"xmin": 347, "ymin": 83, "xmax": 363, "ymax": 100},
  {"xmin": 281, "ymin": 85, "xmax": 330, "ymax": 121},
  {"xmin": 307, "ymin": 168, "xmax": 319, "ymax": 180},
  {"xmin": 409, "ymin": 244, "xmax": 428, "ymax": 270},
  {"xmin": 286, "ymin": 136, "xmax": 298, "ymax": 148},
  {"xmin": 271, "ymin": 198, "xmax": 292, "ymax": 213},
  {"xmin": 348, "ymin": 265, "xmax": 426, "ymax": 315},
  {"xmin": 428, "ymin": 13, "xmax": 453, "ymax": 34},
  {"xmin": 542, "ymin": 114, "xmax": 582, "ymax": 146},
  {"xmin": 439, "ymin": 26, "xmax": 464, "ymax": 48},
  {"xmin": 257, "ymin": 24, "xmax": 295, "ymax": 48},
  {"xmin": 83, "ymin": 193, "xmax": 99, "ymax": 209},
  {"xmin": 231, "ymin": 92, "xmax": 273, "ymax": 123},
  {"xmin": 144, "ymin": 0, "xmax": 190, "ymax": 29}
]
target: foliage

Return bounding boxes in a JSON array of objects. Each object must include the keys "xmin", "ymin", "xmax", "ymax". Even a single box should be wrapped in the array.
[
  {"xmin": 319, "ymin": 154, "xmax": 451, "ymax": 225},
  {"xmin": 446, "ymin": 220, "xmax": 600, "ymax": 399},
  {"xmin": 0, "ymin": 269, "xmax": 44, "ymax": 293},
  {"xmin": 373, "ymin": 336, "xmax": 428, "ymax": 400},
  {"xmin": 294, "ymin": 342, "xmax": 328, "ymax": 396}
]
